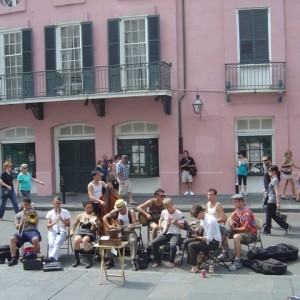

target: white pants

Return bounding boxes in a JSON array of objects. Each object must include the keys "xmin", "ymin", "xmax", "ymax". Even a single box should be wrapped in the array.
[{"xmin": 48, "ymin": 231, "xmax": 67, "ymax": 260}]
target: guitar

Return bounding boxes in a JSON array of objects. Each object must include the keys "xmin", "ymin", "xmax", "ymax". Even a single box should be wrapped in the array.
[
  {"xmin": 138, "ymin": 211, "xmax": 161, "ymax": 226},
  {"xmin": 160, "ymin": 216, "xmax": 185, "ymax": 234},
  {"xmin": 109, "ymin": 219, "xmax": 142, "ymax": 230}
]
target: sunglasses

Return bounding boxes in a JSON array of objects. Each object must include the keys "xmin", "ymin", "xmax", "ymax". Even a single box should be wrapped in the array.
[
  {"xmin": 263, "ymin": 160, "xmax": 268, "ymax": 162},
  {"xmin": 158, "ymin": 194, "xmax": 165, "ymax": 198}
]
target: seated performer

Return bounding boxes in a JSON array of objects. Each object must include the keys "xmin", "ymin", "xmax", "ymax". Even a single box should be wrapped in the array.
[
  {"xmin": 188, "ymin": 204, "xmax": 221, "ymax": 273},
  {"xmin": 151, "ymin": 197, "xmax": 184, "ymax": 268},
  {"xmin": 218, "ymin": 194, "xmax": 257, "ymax": 271},
  {"xmin": 102, "ymin": 199, "xmax": 139, "ymax": 271},
  {"xmin": 87, "ymin": 169, "xmax": 111, "ymax": 217},
  {"xmin": 8, "ymin": 197, "xmax": 42, "ymax": 267},
  {"xmin": 46, "ymin": 196, "xmax": 71, "ymax": 262},
  {"xmin": 70, "ymin": 201, "xmax": 99, "ymax": 269},
  {"xmin": 136, "ymin": 188, "xmax": 165, "ymax": 240}
]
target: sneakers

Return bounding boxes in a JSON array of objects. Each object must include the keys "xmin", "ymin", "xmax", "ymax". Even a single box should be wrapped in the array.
[
  {"xmin": 285, "ymin": 225, "xmax": 292, "ymax": 234},
  {"xmin": 184, "ymin": 191, "xmax": 189, "ymax": 196},
  {"xmin": 229, "ymin": 259, "xmax": 243, "ymax": 272},
  {"xmin": 241, "ymin": 192, "xmax": 248, "ymax": 196},
  {"xmin": 189, "ymin": 191, "xmax": 194, "ymax": 196},
  {"xmin": 217, "ymin": 252, "xmax": 229, "ymax": 261}
]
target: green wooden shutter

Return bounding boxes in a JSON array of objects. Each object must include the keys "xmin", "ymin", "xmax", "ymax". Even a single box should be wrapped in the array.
[
  {"xmin": 108, "ymin": 18, "xmax": 121, "ymax": 92},
  {"xmin": 148, "ymin": 15, "xmax": 160, "ymax": 89},
  {"xmin": 82, "ymin": 22, "xmax": 94, "ymax": 93},
  {"xmin": 44, "ymin": 26, "xmax": 57, "ymax": 96},
  {"xmin": 239, "ymin": 9, "xmax": 269, "ymax": 63},
  {"xmin": 22, "ymin": 29, "xmax": 34, "ymax": 98}
]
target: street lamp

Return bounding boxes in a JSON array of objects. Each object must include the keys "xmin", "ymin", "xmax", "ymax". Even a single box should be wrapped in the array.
[{"xmin": 192, "ymin": 91, "xmax": 204, "ymax": 120}]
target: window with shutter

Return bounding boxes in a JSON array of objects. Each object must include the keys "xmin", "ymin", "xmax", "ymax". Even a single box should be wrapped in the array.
[
  {"xmin": 239, "ymin": 9, "xmax": 269, "ymax": 64},
  {"xmin": 108, "ymin": 15, "xmax": 160, "ymax": 92},
  {"xmin": 44, "ymin": 22, "xmax": 94, "ymax": 96}
]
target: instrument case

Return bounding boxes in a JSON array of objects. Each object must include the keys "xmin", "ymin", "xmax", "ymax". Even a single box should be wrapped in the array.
[
  {"xmin": 43, "ymin": 261, "xmax": 62, "ymax": 272},
  {"xmin": 23, "ymin": 258, "xmax": 43, "ymax": 270}
]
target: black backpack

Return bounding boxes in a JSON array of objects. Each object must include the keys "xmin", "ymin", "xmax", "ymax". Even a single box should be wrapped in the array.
[
  {"xmin": 137, "ymin": 251, "xmax": 151, "ymax": 269},
  {"xmin": 242, "ymin": 258, "xmax": 287, "ymax": 275}
]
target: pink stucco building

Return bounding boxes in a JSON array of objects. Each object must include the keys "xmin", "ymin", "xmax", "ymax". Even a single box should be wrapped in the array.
[{"xmin": 0, "ymin": 0, "xmax": 298, "ymax": 195}]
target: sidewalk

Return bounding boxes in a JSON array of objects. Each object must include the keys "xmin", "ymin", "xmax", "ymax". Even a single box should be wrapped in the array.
[{"xmin": 10, "ymin": 192, "xmax": 300, "ymax": 213}]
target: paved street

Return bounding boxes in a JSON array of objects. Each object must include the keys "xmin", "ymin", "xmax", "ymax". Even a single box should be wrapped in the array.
[{"xmin": 0, "ymin": 194, "xmax": 299, "ymax": 300}]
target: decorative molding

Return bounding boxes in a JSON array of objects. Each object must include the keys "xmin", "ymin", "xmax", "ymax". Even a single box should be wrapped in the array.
[{"xmin": 53, "ymin": 0, "xmax": 85, "ymax": 7}]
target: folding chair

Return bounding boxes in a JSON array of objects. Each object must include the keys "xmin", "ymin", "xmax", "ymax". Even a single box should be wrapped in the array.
[{"xmin": 243, "ymin": 218, "xmax": 263, "ymax": 250}]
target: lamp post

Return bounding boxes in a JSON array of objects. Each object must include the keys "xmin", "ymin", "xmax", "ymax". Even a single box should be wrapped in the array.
[{"xmin": 192, "ymin": 92, "xmax": 204, "ymax": 120}]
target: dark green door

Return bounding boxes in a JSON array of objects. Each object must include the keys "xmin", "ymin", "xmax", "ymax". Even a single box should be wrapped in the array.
[{"xmin": 59, "ymin": 140, "xmax": 95, "ymax": 192}]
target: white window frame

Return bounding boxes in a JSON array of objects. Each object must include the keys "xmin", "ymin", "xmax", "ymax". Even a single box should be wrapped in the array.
[{"xmin": 119, "ymin": 16, "xmax": 149, "ymax": 91}]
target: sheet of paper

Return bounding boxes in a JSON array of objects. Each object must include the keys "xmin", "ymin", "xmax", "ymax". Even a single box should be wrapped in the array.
[
  {"xmin": 100, "ymin": 236, "xmax": 110, "ymax": 240},
  {"xmin": 111, "ymin": 247, "xmax": 117, "ymax": 256}
]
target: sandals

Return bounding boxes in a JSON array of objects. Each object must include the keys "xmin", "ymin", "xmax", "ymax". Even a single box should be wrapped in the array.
[
  {"xmin": 281, "ymin": 195, "xmax": 287, "ymax": 199},
  {"xmin": 296, "ymin": 199, "xmax": 300, "ymax": 202},
  {"xmin": 190, "ymin": 268, "xmax": 199, "ymax": 274}
]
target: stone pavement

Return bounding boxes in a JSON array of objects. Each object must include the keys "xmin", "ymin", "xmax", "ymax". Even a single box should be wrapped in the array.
[{"xmin": 0, "ymin": 194, "xmax": 299, "ymax": 300}]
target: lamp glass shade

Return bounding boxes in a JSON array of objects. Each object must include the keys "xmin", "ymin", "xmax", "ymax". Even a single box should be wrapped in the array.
[{"xmin": 192, "ymin": 94, "xmax": 203, "ymax": 115}]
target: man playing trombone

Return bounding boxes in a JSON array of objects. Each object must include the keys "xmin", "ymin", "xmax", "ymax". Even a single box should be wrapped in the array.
[
  {"xmin": 8, "ymin": 197, "xmax": 42, "ymax": 267},
  {"xmin": 46, "ymin": 196, "xmax": 71, "ymax": 262}
]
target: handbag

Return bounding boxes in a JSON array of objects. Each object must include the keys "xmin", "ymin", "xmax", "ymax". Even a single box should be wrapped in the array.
[
  {"xmin": 280, "ymin": 166, "xmax": 292, "ymax": 175},
  {"xmin": 189, "ymin": 166, "xmax": 197, "ymax": 177},
  {"xmin": 1, "ymin": 187, "xmax": 9, "ymax": 198}
]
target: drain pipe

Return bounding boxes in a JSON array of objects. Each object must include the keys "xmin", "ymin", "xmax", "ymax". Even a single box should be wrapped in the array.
[
  {"xmin": 178, "ymin": 0, "xmax": 187, "ymax": 194},
  {"xmin": 178, "ymin": 0, "xmax": 187, "ymax": 153}
]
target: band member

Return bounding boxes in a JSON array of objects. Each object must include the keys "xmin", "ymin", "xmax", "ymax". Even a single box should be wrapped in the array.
[
  {"xmin": 70, "ymin": 201, "xmax": 99, "ymax": 269},
  {"xmin": 151, "ymin": 197, "xmax": 184, "ymax": 268},
  {"xmin": 87, "ymin": 169, "xmax": 111, "ymax": 216},
  {"xmin": 188, "ymin": 204, "xmax": 221, "ymax": 273},
  {"xmin": 136, "ymin": 188, "xmax": 165, "ymax": 240},
  {"xmin": 218, "ymin": 194, "xmax": 257, "ymax": 271},
  {"xmin": 103, "ymin": 199, "xmax": 139, "ymax": 271},
  {"xmin": 46, "ymin": 196, "xmax": 71, "ymax": 262},
  {"xmin": 8, "ymin": 197, "xmax": 42, "ymax": 267}
]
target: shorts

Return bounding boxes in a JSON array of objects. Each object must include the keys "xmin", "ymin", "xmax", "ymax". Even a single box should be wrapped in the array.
[
  {"xmin": 226, "ymin": 229, "xmax": 257, "ymax": 244},
  {"xmin": 182, "ymin": 170, "xmax": 193, "ymax": 183},
  {"xmin": 118, "ymin": 178, "xmax": 132, "ymax": 195},
  {"xmin": 282, "ymin": 173, "xmax": 293, "ymax": 180},
  {"xmin": 13, "ymin": 230, "xmax": 42, "ymax": 248}
]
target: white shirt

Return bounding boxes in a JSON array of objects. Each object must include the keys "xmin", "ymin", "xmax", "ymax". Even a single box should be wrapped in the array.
[
  {"xmin": 46, "ymin": 208, "xmax": 70, "ymax": 233},
  {"xmin": 202, "ymin": 213, "xmax": 221, "ymax": 244},
  {"xmin": 161, "ymin": 209, "xmax": 183, "ymax": 235}
]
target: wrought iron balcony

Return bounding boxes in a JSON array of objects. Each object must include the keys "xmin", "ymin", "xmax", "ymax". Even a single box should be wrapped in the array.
[
  {"xmin": 225, "ymin": 62, "xmax": 285, "ymax": 93},
  {"xmin": 0, "ymin": 61, "xmax": 171, "ymax": 102}
]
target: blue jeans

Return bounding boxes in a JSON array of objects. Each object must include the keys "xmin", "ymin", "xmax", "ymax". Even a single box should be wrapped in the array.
[
  {"xmin": 152, "ymin": 233, "xmax": 181, "ymax": 263},
  {"xmin": 0, "ymin": 189, "xmax": 20, "ymax": 218},
  {"xmin": 21, "ymin": 190, "xmax": 31, "ymax": 198}
]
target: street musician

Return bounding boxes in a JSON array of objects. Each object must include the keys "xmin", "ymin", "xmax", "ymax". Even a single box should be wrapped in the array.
[
  {"xmin": 103, "ymin": 199, "xmax": 139, "ymax": 271},
  {"xmin": 46, "ymin": 196, "xmax": 71, "ymax": 262},
  {"xmin": 137, "ymin": 188, "xmax": 165, "ymax": 241},
  {"xmin": 8, "ymin": 197, "xmax": 41, "ymax": 267},
  {"xmin": 69, "ymin": 201, "xmax": 99, "ymax": 269}
]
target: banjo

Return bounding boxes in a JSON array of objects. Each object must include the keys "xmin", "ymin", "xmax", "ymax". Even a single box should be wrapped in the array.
[{"xmin": 160, "ymin": 216, "xmax": 185, "ymax": 234}]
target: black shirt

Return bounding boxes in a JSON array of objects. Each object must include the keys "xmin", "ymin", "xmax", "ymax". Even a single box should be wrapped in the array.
[
  {"xmin": 1, "ymin": 171, "xmax": 14, "ymax": 188},
  {"xmin": 179, "ymin": 156, "xmax": 195, "ymax": 171}
]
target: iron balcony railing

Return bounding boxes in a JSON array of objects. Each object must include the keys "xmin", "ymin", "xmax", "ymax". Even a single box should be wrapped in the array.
[
  {"xmin": 0, "ymin": 61, "xmax": 171, "ymax": 101},
  {"xmin": 225, "ymin": 62, "xmax": 285, "ymax": 92}
]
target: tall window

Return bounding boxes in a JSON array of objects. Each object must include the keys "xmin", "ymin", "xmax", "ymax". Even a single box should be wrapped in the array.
[
  {"xmin": 239, "ymin": 9, "xmax": 269, "ymax": 64},
  {"xmin": 122, "ymin": 18, "xmax": 147, "ymax": 90},
  {"xmin": 236, "ymin": 118, "xmax": 273, "ymax": 176},
  {"xmin": 59, "ymin": 24, "xmax": 82, "ymax": 94},
  {"xmin": 3, "ymin": 31, "xmax": 22, "ymax": 98}
]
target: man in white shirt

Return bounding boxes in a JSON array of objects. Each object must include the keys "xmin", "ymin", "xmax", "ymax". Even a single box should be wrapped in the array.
[
  {"xmin": 151, "ymin": 197, "xmax": 184, "ymax": 268},
  {"xmin": 187, "ymin": 204, "xmax": 221, "ymax": 273},
  {"xmin": 46, "ymin": 196, "xmax": 70, "ymax": 262}
]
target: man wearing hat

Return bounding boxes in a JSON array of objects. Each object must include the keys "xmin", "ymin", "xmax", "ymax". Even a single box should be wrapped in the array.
[
  {"xmin": 116, "ymin": 155, "xmax": 137, "ymax": 205},
  {"xmin": 218, "ymin": 194, "xmax": 257, "ymax": 271},
  {"xmin": 102, "ymin": 199, "xmax": 139, "ymax": 271}
]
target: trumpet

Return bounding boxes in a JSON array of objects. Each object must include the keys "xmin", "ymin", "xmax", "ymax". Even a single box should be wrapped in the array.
[{"xmin": 19, "ymin": 203, "xmax": 38, "ymax": 236}]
